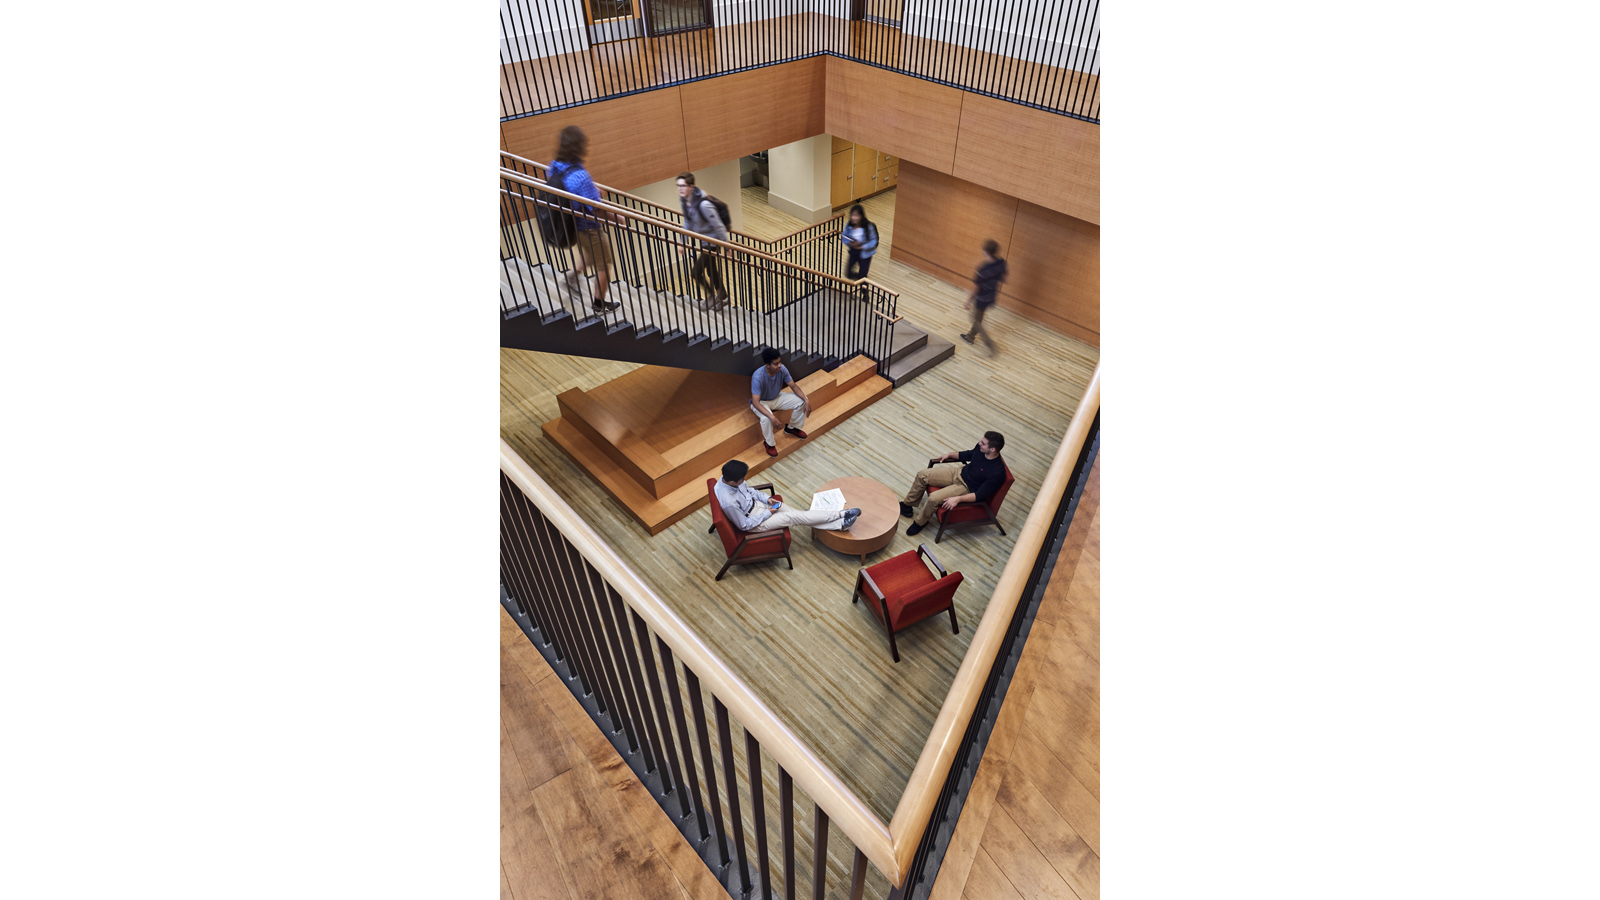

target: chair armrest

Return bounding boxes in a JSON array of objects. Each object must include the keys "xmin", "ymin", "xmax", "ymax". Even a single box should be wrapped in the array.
[
  {"xmin": 916, "ymin": 543, "xmax": 948, "ymax": 578},
  {"xmin": 928, "ymin": 457, "xmax": 949, "ymax": 467},
  {"xmin": 859, "ymin": 568, "xmax": 887, "ymax": 603},
  {"xmin": 733, "ymin": 527, "xmax": 788, "ymax": 557}
]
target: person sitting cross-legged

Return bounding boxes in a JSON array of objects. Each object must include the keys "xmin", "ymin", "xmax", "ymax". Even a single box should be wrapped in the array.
[
  {"xmin": 901, "ymin": 431, "xmax": 1008, "ymax": 537},
  {"xmin": 714, "ymin": 460, "xmax": 860, "ymax": 533}
]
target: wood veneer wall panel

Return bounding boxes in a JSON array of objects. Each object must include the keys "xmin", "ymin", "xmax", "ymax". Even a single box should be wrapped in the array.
[
  {"xmin": 825, "ymin": 58, "xmax": 965, "ymax": 173},
  {"xmin": 500, "ymin": 89, "xmax": 690, "ymax": 190},
  {"xmin": 680, "ymin": 58, "xmax": 826, "ymax": 171},
  {"xmin": 889, "ymin": 159, "xmax": 1019, "ymax": 286},
  {"xmin": 952, "ymin": 93, "xmax": 1100, "ymax": 224},
  {"xmin": 1002, "ymin": 200, "xmax": 1100, "ymax": 346}
]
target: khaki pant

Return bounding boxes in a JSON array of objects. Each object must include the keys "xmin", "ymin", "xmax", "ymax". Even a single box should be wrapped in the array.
[
  {"xmin": 764, "ymin": 503, "xmax": 845, "ymax": 531},
  {"xmin": 575, "ymin": 226, "xmax": 613, "ymax": 269},
  {"xmin": 752, "ymin": 393, "xmax": 807, "ymax": 445},
  {"xmin": 966, "ymin": 302, "xmax": 996, "ymax": 351},
  {"xmin": 904, "ymin": 466, "xmax": 970, "ymax": 525}
]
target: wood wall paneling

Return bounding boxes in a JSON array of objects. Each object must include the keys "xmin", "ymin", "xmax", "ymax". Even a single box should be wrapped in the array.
[
  {"xmin": 890, "ymin": 160, "xmax": 1020, "ymax": 285},
  {"xmin": 500, "ymin": 88, "xmax": 691, "ymax": 190},
  {"xmin": 679, "ymin": 58, "xmax": 827, "ymax": 171},
  {"xmin": 1003, "ymin": 201, "xmax": 1100, "ymax": 346},
  {"xmin": 825, "ymin": 58, "xmax": 965, "ymax": 174},
  {"xmin": 951, "ymin": 92, "xmax": 1100, "ymax": 224}
]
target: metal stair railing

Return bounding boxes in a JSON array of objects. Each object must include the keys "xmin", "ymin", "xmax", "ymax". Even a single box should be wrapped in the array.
[{"xmin": 500, "ymin": 166, "xmax": 901, "ymax": 376}]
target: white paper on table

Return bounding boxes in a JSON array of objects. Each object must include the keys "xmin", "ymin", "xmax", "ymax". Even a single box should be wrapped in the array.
[{"xmin": 810, "ymin": 488, "xmax": 845, "ymax": 512}]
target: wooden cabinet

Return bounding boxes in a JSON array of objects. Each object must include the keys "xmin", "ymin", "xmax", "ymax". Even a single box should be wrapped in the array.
[{"xmin": 829, "ymin": 140, "xmax": 901, "ymax": 209}]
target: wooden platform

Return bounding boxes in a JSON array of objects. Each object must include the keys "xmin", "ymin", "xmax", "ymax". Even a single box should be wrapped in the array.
[{"xmin": 542, "ymin": 355, "xmax": 894, "ymax": 535}]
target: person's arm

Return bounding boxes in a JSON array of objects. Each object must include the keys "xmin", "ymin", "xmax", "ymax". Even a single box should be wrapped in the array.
[
  {"xmin": 788, "ymin": 379, "xmax": 810, "ymax": 414},
  {"xmin": 752, "ymin": 391, "xmax": 779, "ymax": 424},
  {"xmin": 860, "ymin": 226, "xmax": 878, "ymax": 254}
]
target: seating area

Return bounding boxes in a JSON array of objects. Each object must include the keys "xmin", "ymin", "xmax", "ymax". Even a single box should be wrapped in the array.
[
  {"xmin": 540, "ymin": 354, "xmax": 892, "ymax": 534},
  {"xmin": 853, "ymin": 544, "xmax": 964, "ymax": 663},
  {"xmin": 705, "ymin": 478, "xmax": 793, "ymax": 581},
  {"xmin": 931, "ymin": 456, "xmax": 1015, "ymax": 543}
]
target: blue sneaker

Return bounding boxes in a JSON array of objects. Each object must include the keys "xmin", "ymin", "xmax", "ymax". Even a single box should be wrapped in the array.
[{"xmin": 840, "ymin": 508, "xmax": 861, "ymax": 530}]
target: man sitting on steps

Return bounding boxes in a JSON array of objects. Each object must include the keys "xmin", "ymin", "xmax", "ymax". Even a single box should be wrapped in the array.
[
  {"xmin": 715, "ymin": 460, "xmax": 860, "ymax": 534},
  {"xmin": 750, "ymin": 348, "xmax": 810, "ymax": 458}
]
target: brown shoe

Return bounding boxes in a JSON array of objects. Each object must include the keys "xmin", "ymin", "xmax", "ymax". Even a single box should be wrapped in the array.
[
  {"xmin": 783, "ymin": 425, "xmax": 808, "ymax": 439},
  {"xmin": 764, "ymin": 443, "xmax": 777, "ymax": 457}
]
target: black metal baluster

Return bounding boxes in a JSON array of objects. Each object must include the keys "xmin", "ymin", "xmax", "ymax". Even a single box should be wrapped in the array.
[
  {"xmin": 810, "ymin": 804, "xmax": 828, "ymax": 900},
  {"xmin": 1081, "ymin": 12, "xmax": 1101, "ymax": 119},
  {"xmin": 604, "ymin": 583, "xmax": 667, "ymax": 774},
  {"xmin": 499, "ymin": 481, "xmax": 558, "ymax": 655},
  {"xmin": 715, "ymin": 699, "xmax": 752, "ymax": 893},
  {"xmin": 746, "ymin": 730, "xmax": 772, "ymax": 899},
  {"xmin": 659, "ymin": 642, "xmax": 709, "ymax": 839},
  {"xmin": 526, "ymin": 495, "xmax": 612, "ymax": 715},
  {"xmin": 1054, "ymin": 0, "xmax": 1088, "ymax": 113},
  {"xmin": 686, "ymin": 670, "xmax": 731, "ymax": 865},
  {"xmin": 556, "ymin": 539, "xmax": 634, "ymax": 733},
  {"xmin": 581, "ymin": 559, "xmax": 648, "ymax": 754},
  {"xmin": 848, "ymin": 848, "xmax": 867, "ymax": 900},
  {"xmin": 501, "ymin": 476, "xmax": 581, "ymax": 672},
  {"xmin": 631, "ymin": 610, "xmax": 684, "ymax": 800},
  {"xmin": 780, "ymin": 768, "xmax": 795, "ymax": 900}
]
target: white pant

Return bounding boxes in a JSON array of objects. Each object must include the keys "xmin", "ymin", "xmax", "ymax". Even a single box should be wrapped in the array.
[
  {"xmin": 764, "ymin": 503, "xmax": 845, "ymax": 531},
  {"xmin": 752, "ymin": 392, "xmax": 807, "ymax": 445}
]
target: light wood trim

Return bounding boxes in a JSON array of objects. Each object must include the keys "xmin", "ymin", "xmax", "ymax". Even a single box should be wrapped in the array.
[
  {"xmin": 872, "ymin": 311, "xmax": 903, "ymax": 323},
  {"xmin": 500, "ymin": 440, "xmax": 901, "ymax": 883},
  {"xmin": 885, "ymin": 365, "xmax": 1101, "ymax": 874},
  {"xmin": 501, "ymin": 168, "xmax": 898, "ymax": 298}
]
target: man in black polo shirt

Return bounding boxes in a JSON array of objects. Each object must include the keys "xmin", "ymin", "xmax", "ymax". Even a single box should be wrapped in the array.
[{"xmin": 900, "ymin": 431, "xmax": 1007, "ymax": 536}]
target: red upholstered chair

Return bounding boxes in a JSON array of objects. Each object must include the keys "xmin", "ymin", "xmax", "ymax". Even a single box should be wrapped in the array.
[
  {"xmin": 852, "ymin": 544, "xmax": 964, "ymax": 663},
  {"xmin": 929, "ymin": 457, "xmax": 1014, "ymax": 544},
  {"xmin": 706, "ymin": 478, "xmax": 793, "ymax": 581}
]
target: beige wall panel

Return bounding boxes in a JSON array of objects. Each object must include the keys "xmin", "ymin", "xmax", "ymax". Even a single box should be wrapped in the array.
[
  {"xmin": 500, "ymin": 89, "xmax": 690, "ymax": 190},
  {"xmin": 679, "ymin": 58, "xmax": 827, "ymax": 171},
  {"xmin": 1002, "ymin": 201, "xmax": 1100, "ymax": 346},
  {"xmin": 889, "ymin": 160, "xmax": 1019, "ymax": 283},
  {"xmin": 952, "ymin": 93, "xmax": 1100, "ymax": 224},
  {"xmin": 825, "ymin": 59, "xmax": 964, "ymax": 173}
]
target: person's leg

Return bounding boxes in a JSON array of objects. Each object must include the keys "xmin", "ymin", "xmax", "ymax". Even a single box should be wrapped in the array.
[
  {"xmin": 915, "ymin": 477, "xmax": 970, "ymax": 526},
  {"xmin": 592, "ymin": 229, "xmax": 612, "ymax": 305},
  {"xmin": 962, "ymin": 303, "xmax": 983, "ymax": 343},
  {"xmin": 691, "ymin": 249, "xmax": 713, "ymax": 299},
  {"xmin": 766, "ymin": 507, "xmax": 846, "ymax": 530},
  {"xmin": 772, "ymin": 392, "xmax": 806, "ymax": 433},
  {"xmin": 973, "ymin": 303, "xmax": 995, "ymax": 351},
  {"xmin": 904, "ymin": 465, "xmax": 960, "ymax": 506},
  {"xmin": 706, "ymin": 253, "xmax": 727, "ymax": 303},
  {"xmin": 752, "ymin": 401, "xmax": 777, "ymax": 447},
  {"xmin": 858, "ymin": 254, "xmax": 873, "ymax": 279},
  {"xmin": 566, "ymin": 242, "xmax": 590, "ymax": 304},
  {"xmin": 846, "ymin": 249, "xmax": 862, "ymax": 280}
]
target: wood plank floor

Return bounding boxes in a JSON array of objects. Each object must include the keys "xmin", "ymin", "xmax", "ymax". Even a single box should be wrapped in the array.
[
  {"xmin": 929, "ymin": 455, "xmax": 1099, "ymax": 900},
  {"xmin": 501, "ymin": 606, "xmax": 732, "ymax": 900},
  {"xmin": 502, "ymin": 185, "xmax": 1097, "ymax": 840},
  {"xmin": 500, "ymin": 15, "xmax": 1099, "ymax": 119}
]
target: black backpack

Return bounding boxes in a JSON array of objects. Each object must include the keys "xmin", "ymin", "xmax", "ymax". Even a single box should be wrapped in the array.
[
  {"xmin": 535, "ymin": 163, "xmax": 580, "ymax": 249},
  {"xmin": 700, "ymin": 193, "xmax": 733, "ymax": 232}
]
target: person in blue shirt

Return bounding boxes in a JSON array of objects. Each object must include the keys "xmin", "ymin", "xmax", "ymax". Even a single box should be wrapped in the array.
[
  {"xmin": 548, "ymin": 126, "xmax": 622, "ymax": 315},
  {"xmin": 714, "ymin": 460, "xmax": 859, "ymax": 533},
  {"xmin": 900, "ymin": 431, "xmax": 1008, "ymax": 536},
  {"xmin": 750, "ymin": 348, "xmax": 810, "ymax": 458},
  {"xmin": 840, "ymin": 204, "xmax": 879, "ymax": 282}
]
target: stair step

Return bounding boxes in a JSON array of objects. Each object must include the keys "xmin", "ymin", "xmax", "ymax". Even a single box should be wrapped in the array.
[
  {"xmin": 888, "ymin": 318, "xmax": 931, "ymax": 365},
  {"xmin": 886, "ymin": 333, "xmax": 956, "ymax": 387}
]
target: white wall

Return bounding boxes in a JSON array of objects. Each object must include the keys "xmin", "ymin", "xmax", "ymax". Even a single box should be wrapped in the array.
[
  {"xmin": 767, "ymin": 134, "xmax": 834, "ymax": 224},
  {"xmin": 631, "ymin": 158, "xmax": 746, "ymax": 233}
]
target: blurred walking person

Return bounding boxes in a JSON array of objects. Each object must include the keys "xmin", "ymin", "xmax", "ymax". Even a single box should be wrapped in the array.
[{"xmin": 960, "ymin": 239, "xmax": 1008, "ymax": 354}]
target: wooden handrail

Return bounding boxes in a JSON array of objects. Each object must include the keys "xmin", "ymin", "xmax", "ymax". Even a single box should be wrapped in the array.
[
  {"xmin": 885, "ymin": 365, "xmax": 1101, "ymax": 874},
  {"xmin": 500, "ymin": 440, "xmax": 902, "ymax": 883},
  {"xmin": 500, "ymin": 150, "xmax": 849, "ymax": 260},
  {"xmin": 500, "ymin": 170, "xmax": 898, "ymax": 299}
]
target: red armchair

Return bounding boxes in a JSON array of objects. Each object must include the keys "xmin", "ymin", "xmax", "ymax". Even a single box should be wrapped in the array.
[
  {"xmin": 929, "ymin": 457, "xmax": 1014, "ymax": 543},
  {"xmin": 706, "ymin": 478, "xmax": 793, "ymax": 581},
  {"xmin": 852, "ymin": 543, "xmax": 964, "ymax": 663}
]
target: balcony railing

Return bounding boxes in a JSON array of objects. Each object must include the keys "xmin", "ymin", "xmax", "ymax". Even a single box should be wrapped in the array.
[
  {"xmin": 499, "ymin": 0, "xmax": 1100, "ymax": 122},
  {"xmin": 500, "ymin": 367, "xmax": 1101, "ymax": 898}
]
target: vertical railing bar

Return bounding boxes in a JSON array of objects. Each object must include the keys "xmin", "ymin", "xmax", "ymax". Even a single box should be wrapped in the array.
[
  {"xmin": 686, "ymin": 669, "xmax": 732, "ymax": 865},
  {"xmin": 659, "ymin": 641, "xmax": 710, "ymax": 838},
  {"xmin": 747, "ymin": 729, "xmax": 773, "ymax": 899},
  {"xmin": 580, "ymin": 556, "xmax": 651, "ymax": 752},
  {"xmin": 848, "ymin": 848, "xmax": 867, "ymax": 900},
  {"xmin": 714, "ymin": 698, "xmax": 753, "ymax": 892},
  {"xmin": 602, "ymin": 579, "xmax": 670, "ymax": 775},
  {"xmin": 810, "ymin": 804, "xmax": 828, "ymax": 900},
  {"xmin": 555, "ymin": 537, "xmax": 638, "ymax": 730},
  {"xmin": 631, "ymin": 609, "xmax": 684, "ymax": 798},
  {"xmin": 523, "ymin": 491, "xmax": 611, "ymax": 713},
  {"xmin": 500, "ymin": 475, "xmax": 581, "ymax": 670},
  {"xmin": 780, "ymin": 767, "xmax": 796, "ymax": 900},
  {"xmin": 1055, "ymin": 0, "xmax": 1088, "ymax": 112},
  {"xmin": 497, "ymin": 547, "xmax": 530, "ymax": 621},
  {"xmin": 496, "ymin": 480, "xmax": 543, "ymax": 626},
  {"xmin": 1082, "ymin": 16, "xmax": 1101, "ymax": 118}
]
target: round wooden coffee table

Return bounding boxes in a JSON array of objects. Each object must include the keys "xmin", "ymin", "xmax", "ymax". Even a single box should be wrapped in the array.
[{"xmin": 812, "ymin": 476, "xmax": 900, "ymax": 565}]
